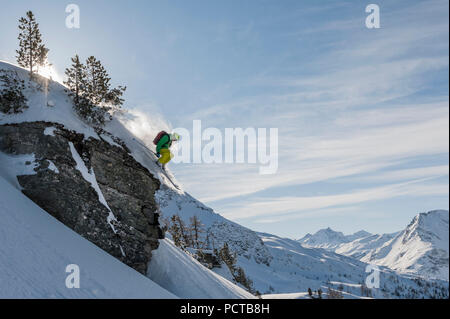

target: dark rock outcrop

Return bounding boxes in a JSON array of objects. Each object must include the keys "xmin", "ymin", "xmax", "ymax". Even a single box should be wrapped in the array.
[{"xmin": 0, "ymin": 121, "xmax": 163, "ymax": 274}]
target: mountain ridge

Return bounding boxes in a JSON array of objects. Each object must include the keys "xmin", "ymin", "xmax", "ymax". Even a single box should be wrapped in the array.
[
  {"xmin": 297, "ymin": 210, "xmax": 449, "ymax": 281},
  {"xmin": 298, "ymin": 227, "xmax": 373, "ymax": 250}
]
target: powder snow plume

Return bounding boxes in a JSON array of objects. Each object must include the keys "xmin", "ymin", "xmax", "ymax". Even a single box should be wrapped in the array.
[{"xmin": 116, "ymin": 108, "xmax": 172, "ymax": 148}]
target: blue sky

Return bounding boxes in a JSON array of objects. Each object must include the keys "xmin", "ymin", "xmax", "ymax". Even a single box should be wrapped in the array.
[{"xmin": 1, "ymin": 0, "xmax": 448, "ymax": 238}]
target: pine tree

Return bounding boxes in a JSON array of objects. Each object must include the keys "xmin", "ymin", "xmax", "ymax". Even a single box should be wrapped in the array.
[
  {"xmin": 104, "ymin": 85, "xmax": 126, "ymax": 108},
  {"xmin": 81, "ymin": 56, "xmax": 126, "ymax": 108},
  {"xmin": 64, "ymin": 55, "xmax": 96, "ymax": 121},
  {"xmin": 83, "ymin": 56, "xmax": 110, "ymax": 106},
  {"xmin": 169, "ymin": 215, "xmax": 183, "ymax": 248},
  {"xmin": 176, "ymin": 214, "xmax": 191, "ymax": 247},
  {"xmin": 64, "ymin": 55, "xmax": 127, "ymax": 125},
  {"xmin": 189, "ymin": 215, "xmax": 205, "ymax": 249},
  {"xmin": 64, "ymin": 54, "xmax": 85, "ymax": 106},
  {"xmin": 235, "ymin": 266, "xmax": 254, "ymax": 293},
  {"xmin": 168, "ymin": 214, "xmax": 191, "ymax": 249},
  {"xmin": 219, "ymin": 243, "xmax": 236, "ymax": 268},
  {"xmin": 0, "ymin": 70, "xmax": 28, "ymax": 114},
  {"xmin": 16, "ymin": 11, "xmax": 49, "ymax": 78},
  {"xmin": 217, "ymin": 244, "xmax": 254, "ymax": 294}
]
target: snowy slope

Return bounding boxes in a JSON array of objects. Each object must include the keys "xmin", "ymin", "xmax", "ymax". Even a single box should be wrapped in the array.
[
  {"xmin": 0, "ymin": 176, "xmax": 176, "ymax": 298},
  {"xmin": 335, "ymin": 232, "xmax": 400, "ymax": 260},
  {"xmin": 148, "ymin": 239, "xmax": 255, "ymax": 299}
]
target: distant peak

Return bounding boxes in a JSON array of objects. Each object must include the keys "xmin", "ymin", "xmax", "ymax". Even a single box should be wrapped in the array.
[
  {"xmin": 319, "ymin": 227, "xmax": 336, "ymax": 233},
  {"xmin": 353, "ymin": 230, "xmax": 372, "ymax": 236}
]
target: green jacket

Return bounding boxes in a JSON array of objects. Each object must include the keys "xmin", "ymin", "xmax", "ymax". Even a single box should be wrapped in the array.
[{"xmin": 156, "ymin": 134, "xmax": 172, "ymax": 154}]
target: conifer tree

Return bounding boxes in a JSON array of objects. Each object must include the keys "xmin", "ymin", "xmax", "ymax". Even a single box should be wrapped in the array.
[
  {"xmin": 189, "ymin": 215, "xmax": 205, "ymax": 249},
  {"xmin": 217, "ymin": 243, "xmax": 254, "ymax": 293},
  {"xmin": 219, "ymin": 243, "xmax": 236, "ymax": 268},
  {"xmin": 64, "ymin": 55, "xmax": 127, "ymax": 125},
  {"xmin": 168, "ymin": 214, "xmax": 192, "ymax": 249},
  {"xmin": 82, "ymin": 56, "xmax": 126, "ymax": 108},
  {"xmin": 235, "ymin": 266, "xmax": 254, "ymax": 293},
  {"xmin": 169, "ymin": 215, "xmax": 183, "ymax": 248},
  {"xmin": 0, "ymin": 70, "xmax": 28, "ymax": 114},
  {"xmin": 64, "ymin": 54, "xmax": 85, "ymax": 106},
  {"xmin": 176, "ymin": 214, "xmax": 191, "ymax": 247},
  {"xmin": 83, "ymin": 56, "xmax": 110, "ymax": 105},
  {"xmin": 16, "ymin": 11, "xmax": 49, "ymax": 78},
  {"xmin": 104, "ymin": 85, "xmax": 126, "ymax": 108}
]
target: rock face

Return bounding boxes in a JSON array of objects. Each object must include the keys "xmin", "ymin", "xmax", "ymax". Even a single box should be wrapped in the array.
[{"xmin": 0, "ymin": 121, "xmax": 163, "ymax": 274}]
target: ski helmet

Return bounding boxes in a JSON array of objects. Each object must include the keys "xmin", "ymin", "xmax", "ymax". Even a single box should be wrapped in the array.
[{"xmin": 170, "ymin": 132, "xmax": 180, "ymax": 141}]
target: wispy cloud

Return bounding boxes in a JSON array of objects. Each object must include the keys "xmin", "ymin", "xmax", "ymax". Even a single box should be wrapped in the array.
[
  {"xmin": 344, "ymin": 165, "xmax": 449, "ymax": 183},
  {"xmin": 222, "ymin": 178, "xmax": 449, "ymax": 220},
  {"xmin": 175, "ymin": 104, "xmax": 448, "ymax": 203}
]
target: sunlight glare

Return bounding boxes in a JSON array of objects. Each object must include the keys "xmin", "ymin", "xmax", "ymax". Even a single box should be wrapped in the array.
[{"xmin": 36, "ymin": 63, "xmax": 62, "ymax": 83}]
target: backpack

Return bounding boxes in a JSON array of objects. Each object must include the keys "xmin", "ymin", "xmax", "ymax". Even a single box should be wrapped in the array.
[{"xmin": 153, "ymin": 130, "xmax": 169, "ymax": 145}]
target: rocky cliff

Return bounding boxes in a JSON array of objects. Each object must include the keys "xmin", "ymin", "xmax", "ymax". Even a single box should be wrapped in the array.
[{"xmin": 0, "ymin": 121, "xmax": 163, "ymax": 274}]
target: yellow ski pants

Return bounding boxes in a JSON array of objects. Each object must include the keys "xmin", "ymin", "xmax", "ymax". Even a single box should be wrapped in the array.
[{"xmin": 158, "ymin": 148, "xmax": 173, "ymax": 165}]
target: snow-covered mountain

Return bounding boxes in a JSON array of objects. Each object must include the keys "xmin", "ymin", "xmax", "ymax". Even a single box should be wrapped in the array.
[
  {"xmin": 362, "ymin": 210, "xmax": 449, "ymax": 281},
  {"xmin": 298, "ymin": 228, "xmax": 372, "ymax": 250},
  {"xmin": 1, "ymin": 61, "xmax": 448, "ymax": 299},
  {"xmin": 253, "ymin": 232, "xmax": 448, "ymax": 299},
  {"xmin": 298, "ymin": 210, "xmax": 449, "ymax": 281}
]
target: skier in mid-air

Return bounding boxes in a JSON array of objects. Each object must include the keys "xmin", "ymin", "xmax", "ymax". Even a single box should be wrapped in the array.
[{"xmin": 153, "ymin": 131, "xmax": 180, "ymax": 170}]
